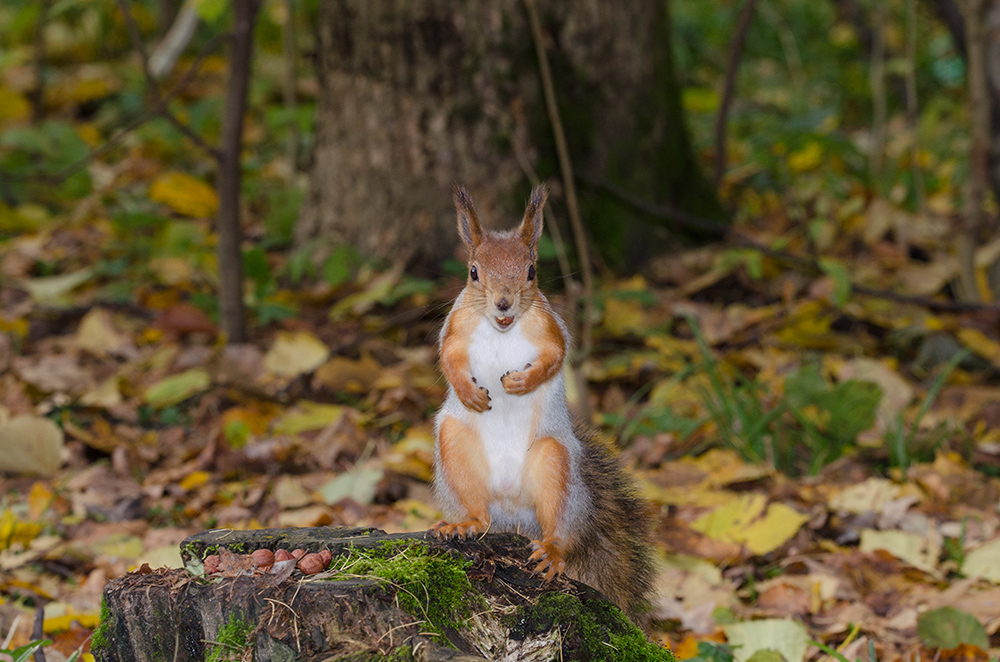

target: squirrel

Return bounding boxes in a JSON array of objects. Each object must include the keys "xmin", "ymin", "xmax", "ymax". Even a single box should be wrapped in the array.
[{"xmin": 429, "ymin": 184, "xmax": 655, "ymax": 625}]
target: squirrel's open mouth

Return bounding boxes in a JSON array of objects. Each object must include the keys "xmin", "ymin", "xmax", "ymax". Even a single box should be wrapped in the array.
[{"xmin": 495, "ymin": 316, "xmax": 514, "ymax": 329}]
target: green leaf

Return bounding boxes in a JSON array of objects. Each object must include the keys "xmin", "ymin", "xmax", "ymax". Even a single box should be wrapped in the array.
[
  {"xmin": 322, "ymin": 244, "xmax": 360, "ymax": 286},
  {"xmin": 916, "ymin": 606, "xmax": 988, "ymax": 650},
  {"xmin": 195, "ymin": 0, "xmax": 228, "ymax": 23},
  {"xmin": 818, "ymin": 257, "xmax": 852, "ymax": 305},
  {"xmin": 144, "ymin": 368, "xmax": 211, "ymax": 408}
]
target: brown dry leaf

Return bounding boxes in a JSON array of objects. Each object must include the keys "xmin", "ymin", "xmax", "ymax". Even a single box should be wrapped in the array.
[
  {"xmin": 215, "ymin": 547, "xmax": 256, "ymax": 578},
  {"xmin": 0, "ymin": 415, "xmax": 65, "ymax": 476},
  {"xmin": 152, "ymin": 302, "xmax": 218, "ymax": 336},
  {"xmin": 76, "ymin": 308, "xmax": 133, "ymax": 356},
  {"xmin": 13, "ymin": 353, "xmax": 92, "ymax": 394},
  {"xmin": 313, "ymin": 353, "xmax": 381, "ymax": 393},
  {"xmin": 382, "ymin": 425, "xmax": 435, "ymax": 482}
]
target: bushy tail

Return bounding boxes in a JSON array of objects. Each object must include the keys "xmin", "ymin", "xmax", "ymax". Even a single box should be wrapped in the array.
[{"xmin": 566, "ymin": 428, "xmax": 656, "ymax": 627}]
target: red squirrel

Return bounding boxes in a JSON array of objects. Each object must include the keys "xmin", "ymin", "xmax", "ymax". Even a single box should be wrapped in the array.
[{"xmin": 429, "ymin": 184, "xmax": 654, "ymax": 624}]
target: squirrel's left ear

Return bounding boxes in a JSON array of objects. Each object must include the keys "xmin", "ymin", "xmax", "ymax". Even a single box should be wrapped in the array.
[{"xmin": 519, "ymin": 184, "xmax": 548, "ymax": 256}]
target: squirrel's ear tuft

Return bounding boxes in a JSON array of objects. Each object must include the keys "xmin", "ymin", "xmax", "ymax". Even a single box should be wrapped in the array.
[
  {"xmin": 454, "ymin": 185, "xmax": 483, "ymax": 252},
  {"xmin": 519, "ymin": 184, "xmax": 548, "ymax": 255}
]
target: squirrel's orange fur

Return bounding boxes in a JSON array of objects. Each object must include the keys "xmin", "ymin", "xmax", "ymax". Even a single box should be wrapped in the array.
[{"xmin": 430, "ymin": 184, "xmax": 655, "ymax": 624}]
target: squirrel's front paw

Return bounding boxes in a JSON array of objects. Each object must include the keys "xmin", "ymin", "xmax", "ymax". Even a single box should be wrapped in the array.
[
  {"xmin": 501, "ymin": 363, "xmax": 534, "ymax": 395},
  {"xmin": 429, "ymin": 519, "xmax": 487, "ymax": 540},
  {"xmin": 528, "ymin": 539, "xmax": 567, "ymax": 582},
  {"xmin": 459, "ymin": 378, "xmax": 491, "ymax": 412}
]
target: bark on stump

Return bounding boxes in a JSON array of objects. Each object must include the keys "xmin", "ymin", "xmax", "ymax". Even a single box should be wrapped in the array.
[{"xmin": 93, "ymin": 526, "xmax": 673, "ymax": 662}]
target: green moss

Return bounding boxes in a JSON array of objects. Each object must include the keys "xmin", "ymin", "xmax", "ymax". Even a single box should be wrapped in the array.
[
  {"xmin": 206, "ymin": 612, "xmax": 255, "ymax": 662},
  {"xmin": 512, "ymin": 593, "xmax": 674, "ymax": 662},
  {"xmin": 91, "ymin": 596, "xmax": 114, "ymax": 653},
  {"xmin": 331, "ymin": 540, "xmax": 475, "ymax": 644}
]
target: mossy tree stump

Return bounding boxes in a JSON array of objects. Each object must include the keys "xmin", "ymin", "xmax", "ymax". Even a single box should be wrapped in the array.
[{"xmin": 93, "ymin": 526, "xmax": 672, "ymax": 662}]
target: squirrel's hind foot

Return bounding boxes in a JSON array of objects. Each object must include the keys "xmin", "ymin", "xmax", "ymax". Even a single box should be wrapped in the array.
[
  {"xmin": 429, "ymin": 519, "xmax": 488, "ymax": 541},
  {"xmin": 528, "ymin": 539, "xmax": 567, "ymax": 581}
]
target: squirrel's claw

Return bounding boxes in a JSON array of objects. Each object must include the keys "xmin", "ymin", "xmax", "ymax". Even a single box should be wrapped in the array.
[
  {"xmin": 528, "ymin": 539, "xmax": 567, "ymax": 582},
  {"xmin": 429, "ymin": 519, "xmax": 485, "ymax": 541},
  {"xmin": 501, "ymin": 366, "xmax": 533, "ymax": 395},
  {"xmin": 460, "ymin": 383, "xmax": 491, "ymax": 412}
]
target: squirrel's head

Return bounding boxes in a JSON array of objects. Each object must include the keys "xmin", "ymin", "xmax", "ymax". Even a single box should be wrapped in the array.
[{"xmin": 454, "ymin": 184, "xmax": 548, "ymax": 333}]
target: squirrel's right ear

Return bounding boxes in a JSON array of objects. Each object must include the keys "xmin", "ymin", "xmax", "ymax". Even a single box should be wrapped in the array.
[{"xmin": 453, "ymin": 186, "xmax": 484, "ymax": 252}]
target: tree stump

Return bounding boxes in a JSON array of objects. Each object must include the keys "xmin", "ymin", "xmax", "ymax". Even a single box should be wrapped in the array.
[{"xmin": 93, "ymin": 526, "xmax": 673, "ymax": 661}]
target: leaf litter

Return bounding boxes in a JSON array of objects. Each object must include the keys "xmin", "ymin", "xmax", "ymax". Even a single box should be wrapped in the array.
[{"xmin": 2, "ymin": 5, "xmax": 1000, "ymax": 662}]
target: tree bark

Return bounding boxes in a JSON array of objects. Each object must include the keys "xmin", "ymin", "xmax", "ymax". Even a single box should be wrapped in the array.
[
  {"xmin": 297, "ymin": 0, "xmax": 725, "ymax": 272},
  {"xmin": 216, "ymin": 1, "xmax": 261, "ymax": 343},
  {"xmin": 94, "ymin": 527, "xmax": 672, "ymax": 662}
]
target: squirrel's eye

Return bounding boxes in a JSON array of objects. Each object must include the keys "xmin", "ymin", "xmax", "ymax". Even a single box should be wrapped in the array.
[
  {"xmin": 470, "ymin": 265, "xmax": 479, "ymax": 282},
  {"xmin": 527, "ymin": 265, "xmax": 536, "ymax": 281}
]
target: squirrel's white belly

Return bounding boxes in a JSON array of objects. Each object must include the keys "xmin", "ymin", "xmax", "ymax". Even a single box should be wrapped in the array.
[{"xmin": 465, "ymin": 318, "xmax": 549, "ymax": 508}]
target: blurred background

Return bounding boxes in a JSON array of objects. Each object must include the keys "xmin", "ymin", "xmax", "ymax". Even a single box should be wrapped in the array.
[{"xmin": 2, "ymin": 0, "xmax": 1000, "ymax": 660}]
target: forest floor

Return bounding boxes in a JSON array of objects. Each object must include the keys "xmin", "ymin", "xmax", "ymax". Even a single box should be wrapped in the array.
[{"xmin": 3, "ymin": 4, "xmax": 1000, "ymax": 662}]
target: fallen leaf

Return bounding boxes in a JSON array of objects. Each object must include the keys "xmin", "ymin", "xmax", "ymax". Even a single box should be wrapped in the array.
[
  {"xmin": 860, "ymin": 529, "xmax": 938, "ymax": 574},
  {"xmin": 724, "ymin": 618, "xmax": 809, "ymax": 662},
  {"xmin": 917, "ymin": 607, "xmax": 989, "ymax": 650},
  {"xmin": 148, "ymin": 171, "xmax": 219, "ymax": 218},
  {"xmin": 0, "ymin": 415, "xmax": 65, "ymax": 476},
  {"xmin": 316, "ymin": 466, "xmax": 384, "ymax": 507},
  {"xmin": 144, "ymin": 368, "xmax": 211, "ymax": 408},
  {"xmin": 962, "ymin": 537, "xmax": 1000, "ymax": 583},
  {"xmin": 264, "ymin": 330, "xmax": 330, "ymax": 377},
  {"xmin": 75, "ymin": 308, "xmax": 131, "ymax": 356},
  {"xmin": 272, "ymin": 401, "xmax": 344, "ymax": 435}
]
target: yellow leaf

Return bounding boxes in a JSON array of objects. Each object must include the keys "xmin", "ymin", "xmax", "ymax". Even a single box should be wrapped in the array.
[
  {"xmin": 741, "ymin": 502, "xmax": 809, "ymax": 555},
  {"xmin": 144, "ymin": 368, "xmax": 211, "ymax": 408},
  {"xmin": 788, "ymin": 142, "xmax": 823, "ymax": 173},
  {"xmin": 958, "ymin": 327, "xmax": 1000, "ymax": 369},
  {"xmin": 149, "ymin": 171, "xmax": 219, "ymax": 218},
  {"xmin": 264, "ymin": 330, "xmax": 330, "ymax": 377},
  {"xmin": 44, "ymin": 610, "xmax": 100, "ymax": 633},
  {"xmin": 602, "ymin": 298, "xmax": 649, "ymax": 337},
  {"xmin": 860, "ymin": 529, "xmax": 938, "ymax": 574},
  {"xmin": 0, "ymin": 87, "xmax": 30, "ymax": 125},
  {"xmin": 179, "ymin": 470, "xmax": 212, "ymax": 492},
  {"xmin": 383, "ymin": 425, "xmax": 435, "ymax": 482},
  {"xmin": 272, "ymin": 401, "xmax": 345, "ymax": 435},
  {"xmin": 28, "ymin": 482, "xmax": 54, "ymax": 520},
  {"xmin": 691, "ymin": 493, "xmax": 768, "ymax": 540}
]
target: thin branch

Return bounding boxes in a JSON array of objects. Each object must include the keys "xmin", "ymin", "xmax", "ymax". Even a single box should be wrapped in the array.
[
  {"xmin": 959, "ymin": 0, "xmax": 991, "ymax": 302},
  {"xmin": 714, "ymin": 0, "xmax": 759, "ymax": 187},
  {"xmin": 116, "ymin": 0, "xmax": 221, "ymax": 160},
  {"xmin": 869, "ymin": 2, "xmax": 887, "ymax": 192},
  {"xmin": 19, "ymin": 31, "xmax": 228, "ymax": 183},
  {"xmin": 524, "ymin": 0, "xmax": 595, "ymax": 364},
  {"xmin": 578, "ymin": 173, "xmax": 1000, "ymax": 315},
  {"xmin": 904, "ymin": 0, "xmax": 928, "ymax": 220},
  {"xmin": 30, "ymin": 0, "xmax": 51, "ymax": 121}
]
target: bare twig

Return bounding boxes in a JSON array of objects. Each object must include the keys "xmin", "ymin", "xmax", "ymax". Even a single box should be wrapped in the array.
[
  {"xmin": 30, "ymin": 0, "xmax": 51, "ymax": 121},
  {"xmin": 869, "ymin": 3, "xmax": 887, "ymax": 192},
  {"xmin": 115, "ymin": 0, "xmax": 221, "ymax": 160},
  {"xmin": 21, "ymin": 31, "xmax": 227, "ymax": 183},
  {"xmin": 959, "ymin": 0, "xmax": 991, "ymax": 302},
  {"xmin": 282, "ymin": 0, "xmax": 299, "ymax": 178},
  {"xmin": 216, "ymin": 0, "xmax": 263, "ymax": 343},
  {"xmin": 714, "ymin": 0, "xmax": 759, "ymax": 187},
  {"xmin": 31, "ymin": 606, "xmax": 45, "ymax": 662},
  {"xmin": 523, "ymin": 0, "xmax": 595, "ymax": 365},
  {"xmin": 905, "ymin": 0, "xmax": 928, "ymax": 220}
]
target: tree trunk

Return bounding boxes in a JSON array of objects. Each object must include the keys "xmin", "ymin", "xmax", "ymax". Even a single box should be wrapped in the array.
[{"xmin": 297, "ymin": 0, "xmax": 725, "ymax": 272}]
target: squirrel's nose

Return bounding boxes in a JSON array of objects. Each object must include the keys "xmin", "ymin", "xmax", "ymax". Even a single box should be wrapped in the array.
[{"xmin": 497, "ymin": 298, "xmax": 511, "ymax": 312}]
